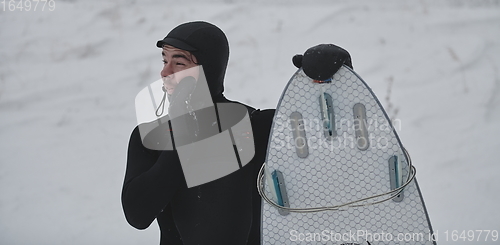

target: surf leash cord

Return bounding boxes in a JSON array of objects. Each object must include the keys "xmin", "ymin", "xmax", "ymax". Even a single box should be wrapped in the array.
[{"xmin": 257, "ymin": 147, "xmax": 416, "ymax": 213}]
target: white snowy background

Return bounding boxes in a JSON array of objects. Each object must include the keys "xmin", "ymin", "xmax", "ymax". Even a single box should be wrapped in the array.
[{"xmin": 1, "ymin": 0, "xmax": 500, "ymax": 244}]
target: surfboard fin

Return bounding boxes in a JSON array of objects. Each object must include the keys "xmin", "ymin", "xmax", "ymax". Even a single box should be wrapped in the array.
[
  {"xmin": 272, "ymin": 170, "xmax": 290, "ymax": 216},
  {"xmin": 389, "ymin": 155, "xmax": 405, "ymax": 202},
  {"xmin": 353, "ymin": 103, "xmax": 370, "ymax": 151},
  {"xmin": 319, "ymin": 90, "xmax": 337, "ymax": 140},
  {"xmin": 290, "ymin": 112, "xmax": 309, "ymax": 158}
]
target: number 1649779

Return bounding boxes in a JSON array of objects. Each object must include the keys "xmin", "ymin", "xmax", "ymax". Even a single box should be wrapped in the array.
[{"xmin": 2, "ymin": 0, "xmax": 56, "ymax": 12}]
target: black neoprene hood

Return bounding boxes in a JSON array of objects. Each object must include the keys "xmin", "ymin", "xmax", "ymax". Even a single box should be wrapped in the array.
[{"xmin": 157, "ymin": 21, "xmax": 229, "ymax": 98}]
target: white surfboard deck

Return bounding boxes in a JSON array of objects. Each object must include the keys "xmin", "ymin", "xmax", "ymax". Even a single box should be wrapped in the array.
[{"xmin": 261, "ymin": 66, "xmax": 436, "ymax": 245}]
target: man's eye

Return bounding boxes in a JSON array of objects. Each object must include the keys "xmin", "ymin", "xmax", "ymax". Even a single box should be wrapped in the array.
[
  {"xmin": 162, "ymin": 60, "xmax": 167, "ymax": 64},
  {"xmin": 176, "ymin": 62, "xmax": 186, "ymax": 66}
]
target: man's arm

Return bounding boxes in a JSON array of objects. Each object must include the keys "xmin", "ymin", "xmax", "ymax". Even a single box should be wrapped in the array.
[{"xmin": 121, "ymin": 125, "xmax": 187, "ymax": 229}]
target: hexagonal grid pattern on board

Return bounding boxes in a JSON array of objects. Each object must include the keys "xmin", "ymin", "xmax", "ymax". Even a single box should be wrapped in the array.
[{"xmin": 261, "ymin": 66, "xmax": 435, "ymax": 245}]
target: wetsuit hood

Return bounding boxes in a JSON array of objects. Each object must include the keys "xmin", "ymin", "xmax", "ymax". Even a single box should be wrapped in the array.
[{"xmin": 157, "ymin": 21, "xmax": 229, "ymax": 100}]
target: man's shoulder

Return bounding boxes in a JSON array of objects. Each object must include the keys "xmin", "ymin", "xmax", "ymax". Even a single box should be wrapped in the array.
[
  {"xmin": 218, "ymin": 98, "xmax": 275, "ymax": 118},
  {"xmin": 250, "ymin": 108, "xmax": 275, "ymax": 120}
]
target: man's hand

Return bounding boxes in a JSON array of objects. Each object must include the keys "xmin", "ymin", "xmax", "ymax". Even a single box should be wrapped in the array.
[{"xmin": 168, "ymin": 76, "xmax": 197, "ymax": 119}]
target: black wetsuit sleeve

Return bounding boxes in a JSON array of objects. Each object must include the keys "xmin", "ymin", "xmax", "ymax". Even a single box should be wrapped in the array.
[{"xmin": 121, "ymin": 126, "xmax": 187, "ymax": 230}]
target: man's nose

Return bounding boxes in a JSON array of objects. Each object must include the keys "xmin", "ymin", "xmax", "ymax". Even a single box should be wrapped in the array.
[{"xmin": 161, "ymin": 63, "xmax": 173, "ymax": 78}]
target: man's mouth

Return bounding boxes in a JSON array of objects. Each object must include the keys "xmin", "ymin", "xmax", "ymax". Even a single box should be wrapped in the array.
[{"xmin": 162, "ymin": 76, "xmax": 177, "ymax": 94}]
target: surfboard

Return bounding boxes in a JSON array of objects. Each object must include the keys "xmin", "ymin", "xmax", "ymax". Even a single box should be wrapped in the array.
[{"xmin": 259, "ymin": 65, "xmax": 436, "ymax": 245}]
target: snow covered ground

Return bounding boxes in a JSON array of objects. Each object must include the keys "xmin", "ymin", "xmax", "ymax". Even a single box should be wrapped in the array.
[{"xmin": 1, "ymin": 0, "xmax": 499, "ymax": 244}]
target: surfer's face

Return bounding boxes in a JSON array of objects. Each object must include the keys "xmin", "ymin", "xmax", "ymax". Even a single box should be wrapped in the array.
[{"xmin": 160, "ymin": 45, "xmax": 199, "ymax": 94}]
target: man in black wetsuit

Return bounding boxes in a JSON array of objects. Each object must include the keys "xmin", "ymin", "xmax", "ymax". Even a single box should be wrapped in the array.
[
  {"xmin": 122, "ymin": 20, "xmax": 353, "ymax": 245},
  {"xmin": 121, "ymin": 21, "xmax": 275, "ymax": 245}
]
